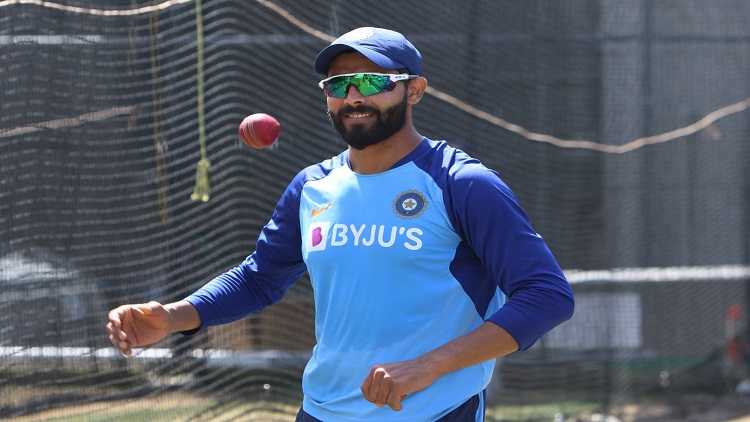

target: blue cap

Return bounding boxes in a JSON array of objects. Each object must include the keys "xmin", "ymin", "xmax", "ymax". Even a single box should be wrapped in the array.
[{"xmin": 314, "ymin": 27, "xmax": 422, "ymax": 75}]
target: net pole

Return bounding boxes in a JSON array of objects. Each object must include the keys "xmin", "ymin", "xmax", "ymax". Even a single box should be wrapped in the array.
[{"xmin": 190, "ymin": 0, "xmax": 210, "ymax": 202}]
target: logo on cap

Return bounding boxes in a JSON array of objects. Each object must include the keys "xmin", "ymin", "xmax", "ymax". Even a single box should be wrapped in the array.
[
  {"xmin": 343, "ymin": 27, "xmax": 375, "ymax": 41},
  {"xmin": 394, "ymin": 190, "xmax": 427, "ymax": 218}
]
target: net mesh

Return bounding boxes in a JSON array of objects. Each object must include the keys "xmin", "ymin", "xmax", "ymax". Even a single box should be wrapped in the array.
[{"xmin": 1, "ymin": 0, "xmax": 749, "ymax": 420}]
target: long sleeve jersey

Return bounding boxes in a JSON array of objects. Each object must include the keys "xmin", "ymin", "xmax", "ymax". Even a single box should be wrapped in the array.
[{"xmin": 186, "ymin": 138, "xmax": 574, "ymax": 422}]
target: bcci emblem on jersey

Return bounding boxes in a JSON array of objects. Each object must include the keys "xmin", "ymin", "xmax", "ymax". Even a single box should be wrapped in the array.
[{"xmin": 394, "ymin": 190, "xmax": 427, "ymax": 218}]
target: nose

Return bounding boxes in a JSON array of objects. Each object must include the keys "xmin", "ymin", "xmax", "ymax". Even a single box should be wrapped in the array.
[{"xmin": 344, "ymin": 85, "xmax": 365, "ymax": 104}]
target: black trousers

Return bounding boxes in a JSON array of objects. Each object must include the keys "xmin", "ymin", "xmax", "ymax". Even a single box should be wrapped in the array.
[{"xmin": 295, "ymin": 391, "xmax": 484, "ymax": 422}]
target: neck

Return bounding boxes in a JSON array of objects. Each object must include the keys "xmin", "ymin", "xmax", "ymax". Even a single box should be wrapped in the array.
[{"xmin": 348, "ymin": 124, "xmax": 423, "ymax": 174}]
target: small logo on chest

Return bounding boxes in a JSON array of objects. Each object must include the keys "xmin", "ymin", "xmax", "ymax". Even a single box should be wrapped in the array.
[
  {"xmin": 394, "ymin": 190, "xmax": 427, "ymax": 218},
  {"xmin": 311, "ymin": 203, "xmax": 333, "ymax": 218}
]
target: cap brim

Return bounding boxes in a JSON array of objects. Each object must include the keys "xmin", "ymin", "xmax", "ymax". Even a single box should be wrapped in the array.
[{"xmin": 314, "ymin": 43, "xmax": 404, "ymax": 75}]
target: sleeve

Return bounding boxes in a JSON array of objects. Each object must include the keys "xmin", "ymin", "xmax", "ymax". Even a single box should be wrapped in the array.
[
  {"xmin": 447, "ymin": 164, "xmax": 574, "ymax": 350},
  {"xmin": 183, "ymin": 170, "xmax": 309, "ymax": 329}
]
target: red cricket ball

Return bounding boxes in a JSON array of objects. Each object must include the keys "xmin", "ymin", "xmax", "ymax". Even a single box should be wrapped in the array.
[{"xmin": 239, "ymin": 113, "xmax": 281, "ymax": 149}]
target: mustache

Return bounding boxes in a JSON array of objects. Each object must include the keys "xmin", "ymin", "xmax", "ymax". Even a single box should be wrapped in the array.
[{"xmin": 332, "ymin": 105, "xmax": 380, "ymax": 117}]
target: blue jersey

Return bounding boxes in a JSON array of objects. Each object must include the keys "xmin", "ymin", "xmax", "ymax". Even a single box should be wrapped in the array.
[{"xmin": 186, "ymin": 139, "xmax": 574, "ymax": 421}]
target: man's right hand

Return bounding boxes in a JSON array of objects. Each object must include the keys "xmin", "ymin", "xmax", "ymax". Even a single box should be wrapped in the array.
[{"xmin": 106, "ymin": 301, "xmax": 172, "ymax": 357}]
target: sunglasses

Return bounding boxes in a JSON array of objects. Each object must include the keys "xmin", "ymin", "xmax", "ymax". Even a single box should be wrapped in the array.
[{"xmin": 318, "ymin": 72, "xmax": 418, "ymax": 98}]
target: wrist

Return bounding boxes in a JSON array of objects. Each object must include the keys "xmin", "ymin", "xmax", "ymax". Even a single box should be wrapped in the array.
[
  {"xmin": 164, "ymin": 300, "xmax": 200, "ymax": 333},
  {"xmin": 417, "ymin": 350, "xmax": 450, "ymax": 380},
  {"xmin": 163, "ymin": 302, "xmax": 180, "ymax": 333}
]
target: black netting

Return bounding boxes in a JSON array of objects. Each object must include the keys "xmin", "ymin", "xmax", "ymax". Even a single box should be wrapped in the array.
[{"xmin": 1, "ymin": 1, "xmax": 749, "ymax": 420}]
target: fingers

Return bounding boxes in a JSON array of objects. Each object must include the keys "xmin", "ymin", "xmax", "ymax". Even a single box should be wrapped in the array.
[
  {"xmin": 370, "ymin": 368, "xmax": 388, "ymax": 407},
  {"xmin": 361, "ymin": 367, "xmax": 402, "ymax": 410},
  {"xmin": 106, "ymin": 306, "xmax": 133, "ymax": 357},
  {"xmin": 385, "ymin": 389, "xmax": 403, "ymax": 412},
  {"xmin": 377, "ymin": 373, "xmax": 392, "ymax": 408},
  {"xmin": 361, "ymin": 366, "xmax": 375, "ymax": 399},
  {"xmin": 361, "ymin": 366, "xmax": 382, "ymax": 407},
  {"xmin": 107, "ymin": 308, "xmax": 122, "ymax": 329},
  {"xmin": 107, "ymin": 332, "xmax": 132, "ymax": 356},
  {"xmin": 120, "ymin": 307, "xmax": 139, "ymax": 345}
]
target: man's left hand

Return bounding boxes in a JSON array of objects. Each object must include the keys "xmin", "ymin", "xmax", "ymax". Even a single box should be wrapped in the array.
[{"xmin": 360, "ymin": 358, "xmax": 439, "ymax": 411}]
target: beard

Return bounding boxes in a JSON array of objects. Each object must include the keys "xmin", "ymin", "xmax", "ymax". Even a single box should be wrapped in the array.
[{"xmin": 328, "ymin": 92, "xmax": 408, "ymax": 150}]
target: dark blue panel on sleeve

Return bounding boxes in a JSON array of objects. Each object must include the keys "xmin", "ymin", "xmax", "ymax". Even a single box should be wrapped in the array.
[
  {"xmin": 413, "ymin": 140, "xmax": 574, "ymax": 350},
  {"xmin": 186, "ymin": 154, "xmax": 345, "ymax": 328}
]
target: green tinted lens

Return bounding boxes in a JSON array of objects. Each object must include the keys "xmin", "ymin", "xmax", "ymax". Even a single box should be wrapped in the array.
[
  {"xmin": 326, "ymin": 76, "xmax": 351, "ymax": 98},
  {"xmin": 325, "ymin": 74, "xmax": 392, "ymax": 98},
  {"xmin": 355, "ymin": 74, "xmax": 391, "ymax": 96}
]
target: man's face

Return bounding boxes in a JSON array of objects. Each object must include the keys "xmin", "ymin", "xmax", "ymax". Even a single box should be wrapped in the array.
[{"xmin": 325, "ymin": 53, "xmax": 409, "ymax": 150}]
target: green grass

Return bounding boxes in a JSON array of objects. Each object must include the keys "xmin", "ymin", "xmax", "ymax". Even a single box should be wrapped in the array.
[
  {"xmin": 15, "ymin": 396, "xmax": 302, "ymax": 422},
  {"xmin": 41, "ymin": 404, "xmax": 209, "ymax": 422},
  {"xmin": 487, "ymin": 401, "xmax": 599, "ymax": 421},
  {"xmin": 21, "ymin": 397, "xmax": 600, "ymax": 422}
]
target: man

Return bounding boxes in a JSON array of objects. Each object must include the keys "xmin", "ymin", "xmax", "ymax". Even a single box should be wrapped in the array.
[{"xmin": 107, "ymin": 27, "xmax": 574, "ymax": 421}]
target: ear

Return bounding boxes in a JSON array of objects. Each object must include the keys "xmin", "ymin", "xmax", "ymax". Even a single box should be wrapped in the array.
[{"xmin": 406, "ymin": 77, "xmax": 428, "ymax": 105}]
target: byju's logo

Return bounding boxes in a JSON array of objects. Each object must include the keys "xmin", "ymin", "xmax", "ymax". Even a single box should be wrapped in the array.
[
  {"xmin": 308, "ymin": 222, "xmax": 331, "ymax": 252},
  {"xmin": 307, "ymin": 223, "xmax": 423, "ymax": 252}
]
